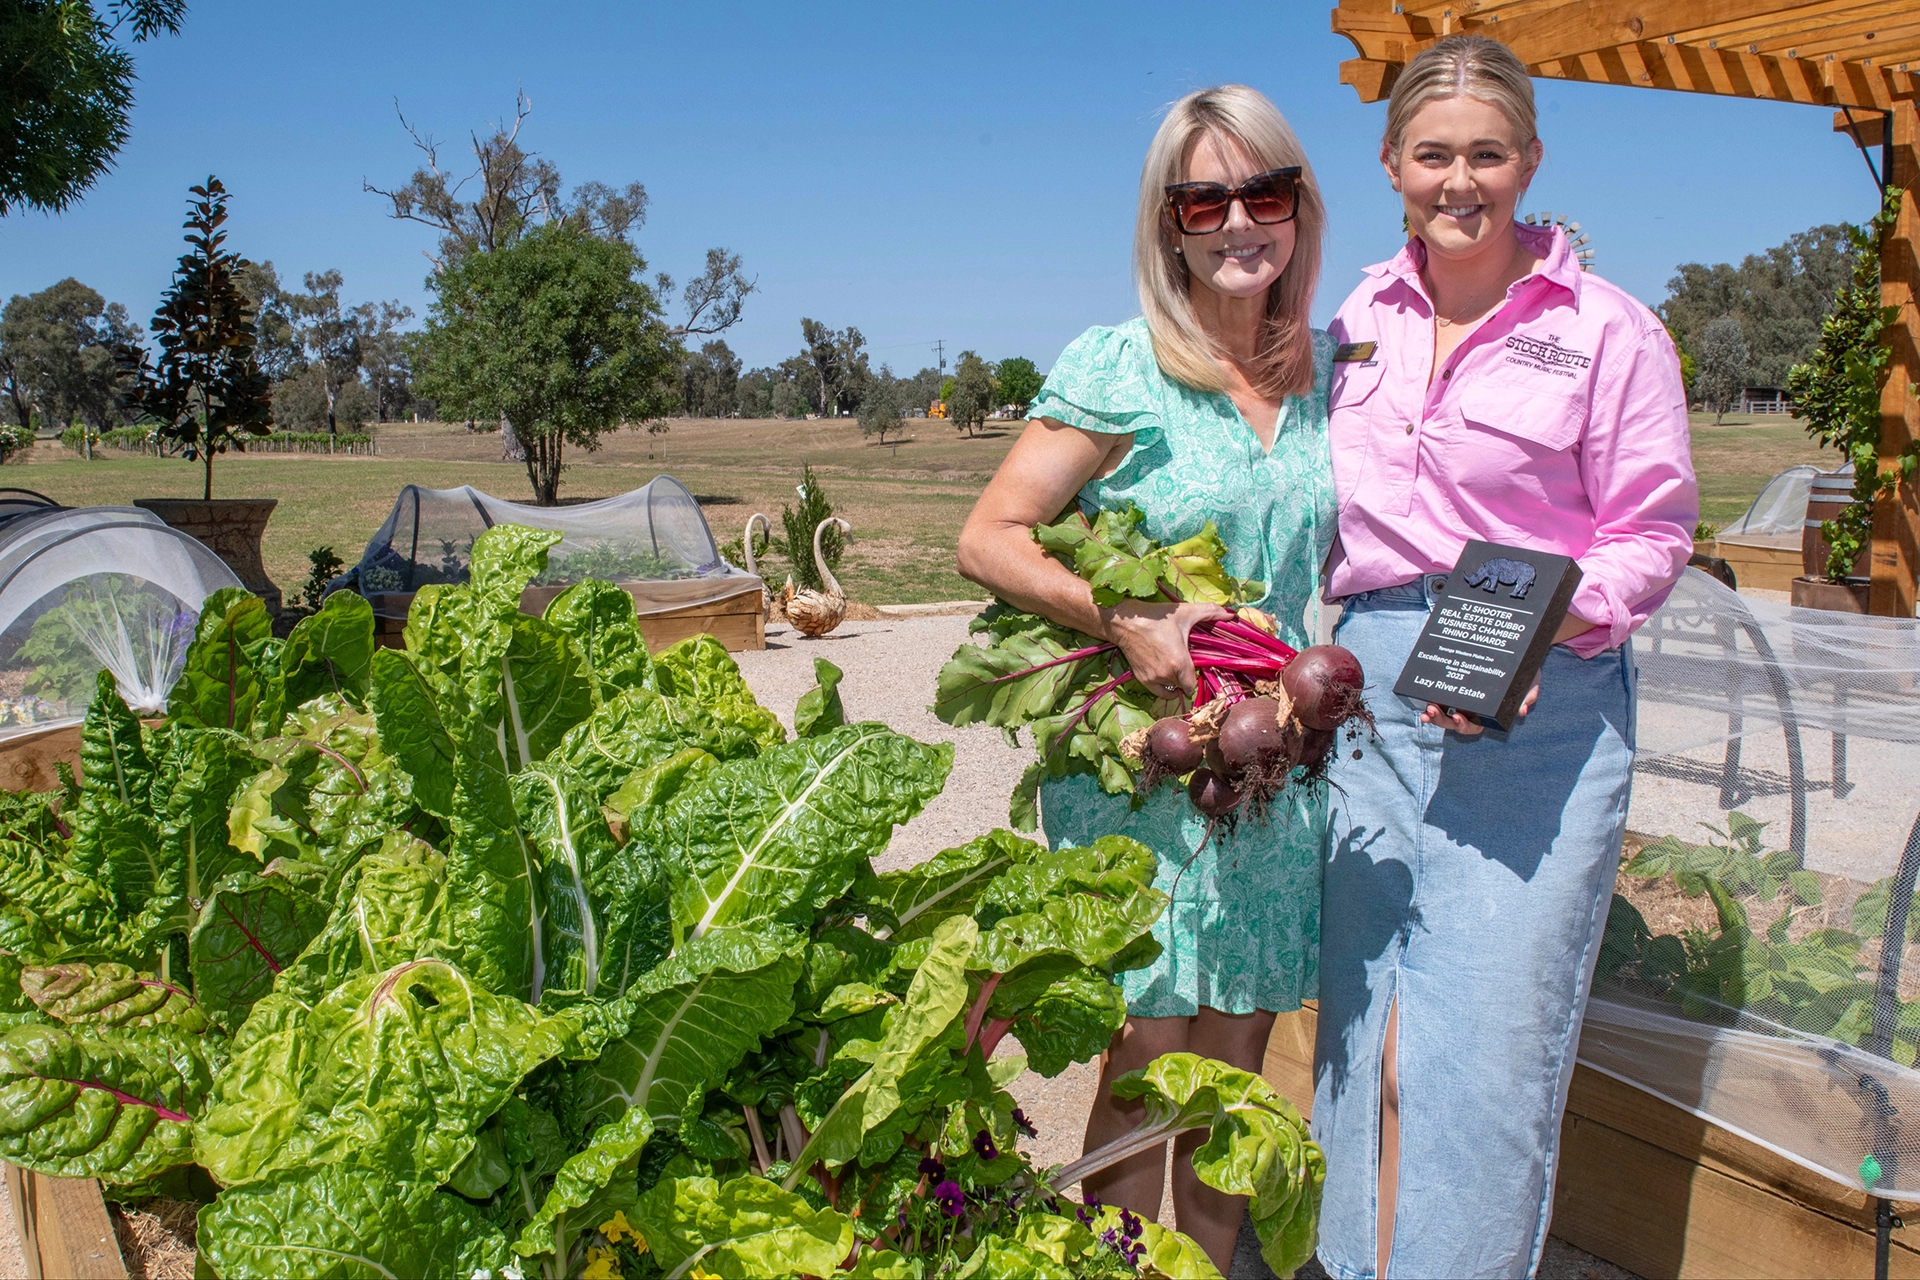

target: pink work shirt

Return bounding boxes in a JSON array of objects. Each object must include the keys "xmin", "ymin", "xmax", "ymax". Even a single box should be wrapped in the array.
[{"xmin": 1325, "ymin": 222, "xmax": 1697, "ymax": 658}]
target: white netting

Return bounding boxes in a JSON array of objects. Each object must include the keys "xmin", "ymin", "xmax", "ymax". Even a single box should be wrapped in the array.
[
  {"xmin": 1595, "ymin": 567, "xmax": 1920, "ymax": 1199},
  {"xmin": 0, "ymin": 507, "xmax": 242, "ymax": 735},
  {"xmin": 1718, "ymin": 464, "xmax": 1824, "ymax": 543},
  {"xmin": 342, "ymin": 479, "xmax": 761, "ymax": 618}
]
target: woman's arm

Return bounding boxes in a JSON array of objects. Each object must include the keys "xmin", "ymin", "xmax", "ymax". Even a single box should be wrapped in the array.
[{"xmin": 957, "ymin": 418, "xmax": 1229, "ymax": 699}]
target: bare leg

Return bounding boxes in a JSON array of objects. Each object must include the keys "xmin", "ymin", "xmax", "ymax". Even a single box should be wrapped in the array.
[
  {"xmin": 1378, "ymin": 999, "xmax": 1400, "ymax": 1278},
  {"xmin": 1081, "ymin": 1016, "xmax": 1191, "ymax": 1221},
  {"xmin": 1171, "ymin": 1006, "xmax": 1278, "ymax": 1272}
]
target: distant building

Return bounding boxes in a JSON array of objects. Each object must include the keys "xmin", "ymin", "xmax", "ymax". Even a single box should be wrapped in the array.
[{"xmin": 1740, "ymin": 386, "xmax": 1790, "ymax": 415}]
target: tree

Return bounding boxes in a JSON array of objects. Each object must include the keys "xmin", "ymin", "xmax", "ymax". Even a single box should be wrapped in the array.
[
  {"xmin": 127, "ymin": 177, "xmax": 274, "ymax": 499},
  {"xmin": 948, "ymin": 350, "xmax": 996, "ymax": 437},
  {"xmin": 1660, "ymin": 223, "xmax": 1853, "ymax": 387},
  {"xmin": 234, "ymin": 262, "xmax": 302, "ymax": 383},
  {"xmin": 858, "ymin": 373, "xmax": 905, "ymax": 443},
  {"xmin": 0, "ymin": 0, "xmax": 184, "ymax": 215},
  {"xmin": 678, "ymin": 339, "xmax": 741, "ymax": 418},
  {"xmin": 995, "ymin": 355, "xmax": 1043, "ymax": 416},
  {"xmin": 1694, "ymin": 316, "xmax": 1750, "ymax": 424},
  {"xmin": 358, "ymin": 301, "xmax": 416, "ymax": 421},
  {"xmin": 797, "ymin": 319, "xmax": 873, "ymax": 417},
  {"xmin": 417, "ymin": 220, "xmax": 677, "ymax": 505},
  {"xmin": 282, "ymin": 270, "xmax": 363, "ymax": 439},
  {"xmin": 776, "ymin": 462, "xmax": 844, "ymax": 592},
  {"xmin": 0, "ymin": 278, "xmax": 137, "ymax": 434}
]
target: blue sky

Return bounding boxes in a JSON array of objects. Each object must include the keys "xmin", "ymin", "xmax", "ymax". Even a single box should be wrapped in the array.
[{"xmin": 0, "ymin": 1, "xmax": 1888, "ymax": 375}]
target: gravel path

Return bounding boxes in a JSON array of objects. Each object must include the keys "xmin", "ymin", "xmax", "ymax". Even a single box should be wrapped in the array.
[{"xmin": 735, "ymin": 615, "xmax": 1637, "ymax": 1280}]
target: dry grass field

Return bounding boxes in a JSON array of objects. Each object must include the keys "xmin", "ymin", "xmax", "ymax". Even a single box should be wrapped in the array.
[{"xmin": 9, "ymin": 410, "xmax": 1833, "ymax": 605}]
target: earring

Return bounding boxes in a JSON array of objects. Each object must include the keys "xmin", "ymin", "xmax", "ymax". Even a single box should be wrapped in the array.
[{"xmin": 1173, "ymin": 246, "xmax": 1184, "ymax": 256}]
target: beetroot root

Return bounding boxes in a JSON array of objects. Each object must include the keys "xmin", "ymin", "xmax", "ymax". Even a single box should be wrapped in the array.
[
  {"xmin": 1280, "ymin": 645, "xmax": 1370, "ymax": 732},
  {"xmin": 1187, "ymin": 768, "xmax": 1243, "ymax": 817}
]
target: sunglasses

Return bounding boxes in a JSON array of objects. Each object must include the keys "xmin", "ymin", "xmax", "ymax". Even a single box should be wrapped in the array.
[{"xmin": 1163, "ymin": 166, "xmax": 1302, "ymax": 235}]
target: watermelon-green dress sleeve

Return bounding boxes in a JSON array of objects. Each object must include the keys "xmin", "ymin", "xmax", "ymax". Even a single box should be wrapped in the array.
[{"xmin": 1028, "ymin": 318, "xmax": 1336, "ymax": 1017}]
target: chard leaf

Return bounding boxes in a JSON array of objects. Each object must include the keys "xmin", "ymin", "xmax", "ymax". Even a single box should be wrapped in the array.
[
  {"xmin": 278, "ymin": 590, "xmax": 375, "ymax": 712},
  {"xmin": 629, "ymin": 1173, "xmax": 853, "ymax": 1280},
  {"xmin": 166, "ymin": 587, "xmax": 274, "ymax": 732},
  {"xmin": 512, "ymin": 760, "xmax": 670, "ymax": 1001},
  {"xmin": 992, "ymin": 966, "xmax": 1126, "ymax": 1078},
  {"xmin": 793, "ymin": 658, "xmax": 846, "ymax": 738},
  {"xmin": 189, "ymin": 867, "xmax": 331, "ymax": 1031},
  {"xmin": 471, "ymin": 523, "xmax": 562, "ymax": 615},
  {"xmin": 0, "ymin": 838, "xmax": 122, "ymax": 962},
  {"xmin": 1106, "ymin": 1053, "xmax": 1323, "ymax": 1277},
  {"xmin": 853, "ymin": 830, "xmax": 1043, "ymax": 942},
  {"xmin": 402, "ymin": 582, "xmax": 481, "ymax": 685},
  {"xmin": 466, "ymin": 612, "xmax": 596, "ymax": 776},
  {"xmin": 198, "ymin": 1164, "xmax": 510, "ymax": 1280},
  {"xmin": 20, "ymin": 963, "xmax": 207, "ymax": 1033},
  {"xmin": 648, "ymin": 635, "xmax": 786, "ymax": 749},
  {"xmin": 788, "ymin": 915, "xmax": 975, "ymax": 1178},
  {"xmin": 605, "ymin": 747, "xmax": 719, "ymax": 821},
  {"xmin": 557, "ymin": 686, "xmax": 758, "ymax": 799},
  {"xmin": 446, "ymin": 704, "xmax": 549, "ymax": 1003},
  {"xmin": 154, "ymin": 727, "xmax": 263, "ymax": 906},
  {"xmin": 68, "ymin": 793, "xmax": 170, "ymax": 934},
  {"xmin": 656, "ymin": 723, "xmax": 951, "ymax": 939},
  {"xmin": 0, "ymin": 1021, "xmax": 208, "ymax": 1182},
  {"xmin": 931, "ymin": 616, "xmax": 1107, "ymax": 732},
  {"xmin": 973, "ymin": 836, "xmax": 1166, "ymax": 972},
  {"xmin": 79, "ymin": 671, "xmax": 152, "ymax": 807},
  {"xmin": 367, "ymin": 647, "xmax": 456, "ymax": 820},
  {"xmin": 228, "ymin": 698, "xmax": 413, "ymax": 872},
  {"xmin": 577, "ymin": 928, "xmax": 804, "ymax": 1135},
  {"xmin": 275, "ymin": 835, "xmax": 449, "ymax": 1005},
  {"xmin": 954, "ymin": 1235, "xmax": 1074, "ymax": 1279},
  {"xmin": 512, "ymin": 1105, "xmax": 654, "ymax": 1258},
  {"xmin": 1085, "ymin": 1205, "xmax": 1224, "ymax": 1280},
  {"xmin": 1010, "ymin": 760, "xmax": 1043, "ymax": 832},
  {"xmin": 197, "ymin": 958, "xmax": 578, "ymax": 1189},
  {"xmin": 544, "ymin": 579, "xmax": 652, "ymax": 695}
]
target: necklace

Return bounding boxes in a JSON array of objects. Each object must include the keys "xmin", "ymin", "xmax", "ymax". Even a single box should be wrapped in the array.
[{"xmin": 1433, "ymin": 286, "xmax": 1507, "ymax": 328}]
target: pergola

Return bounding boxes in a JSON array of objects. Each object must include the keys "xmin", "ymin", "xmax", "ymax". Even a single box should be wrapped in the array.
[{"xmin": 1331, "ymin": 1, "xmax": 1919, "ymax": 618}]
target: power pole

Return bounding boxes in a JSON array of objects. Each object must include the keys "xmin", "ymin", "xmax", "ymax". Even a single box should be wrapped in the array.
[{"xmin": 933, "ymin": 339, "xmax": 946, "ymax": 376}]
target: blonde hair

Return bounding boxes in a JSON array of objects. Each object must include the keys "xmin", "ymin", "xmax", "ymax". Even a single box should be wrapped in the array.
[
  {"xmin": 1383, "ymin": 35, "xmax": 1538, "ymax": 160},
  {"xmin": 1134, "ymin": 85, "xmax": 1324, "ymax": 400}
]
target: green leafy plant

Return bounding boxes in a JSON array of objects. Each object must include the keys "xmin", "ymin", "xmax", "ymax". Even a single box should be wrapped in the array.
[
  {"xmin": 532, "ymin": 541, "xmax": 690, "ymax": 586},
  {"xmin": 0, "ymin": 421, "xmax": 33, "ymax": 462},
  {"xmin": 1607, "ymin": 810, "xmax": 1918, "ymax": 1062},
  {"xmin": 1694, "ymin": 520, "xmax": 1719, "ymax": 542},
  {"xmin": 1787, "ymin": 189, "xmax": 1915, "ymax": 581},
  {"xmin": 776, "ymin": 462, "xmax": 845, "ymax": 593},
  {"xmin": 0, "ymin": 522, "xmax": 1321, "ymax": 1278}
]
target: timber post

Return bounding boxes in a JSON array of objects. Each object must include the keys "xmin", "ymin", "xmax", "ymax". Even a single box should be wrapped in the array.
[{"xmin": 1872, "ymin": 100, "xmax": 1919, "ymax": 618}]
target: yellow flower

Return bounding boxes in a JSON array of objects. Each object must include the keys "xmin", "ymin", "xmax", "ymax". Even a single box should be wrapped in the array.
[
  {"xmin": 598, "ymin": 1211, "xmax": 646, "ymax": 1251},
  {"xmin": 689, "ymin": 1268, "xmax": 722, "ymax": 1280},
  {"xmin": 580, "ymin": 1247, "xmax": 619, "ymax": 1280}
]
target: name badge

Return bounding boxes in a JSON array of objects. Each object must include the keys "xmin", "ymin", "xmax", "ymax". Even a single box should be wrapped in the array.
[{"xmin": 1333, "ymin": 341, "xmax": 1377, "ymax": 364}]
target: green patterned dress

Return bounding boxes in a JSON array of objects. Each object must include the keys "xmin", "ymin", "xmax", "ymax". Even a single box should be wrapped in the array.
[{"xmin": 1032, "ymin": 318, "xmax": 1335, "ymax": 1017}]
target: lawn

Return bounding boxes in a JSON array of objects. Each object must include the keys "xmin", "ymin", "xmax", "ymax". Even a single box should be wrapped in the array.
[{"xmin": 9, "ymin": 411, "xmax": 1832, "ymax": 605}]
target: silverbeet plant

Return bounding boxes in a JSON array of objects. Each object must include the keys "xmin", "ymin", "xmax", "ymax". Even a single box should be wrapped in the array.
[{"xmin": 0, "ymin": 523, "xmax": 1321, "ymax": 1279}]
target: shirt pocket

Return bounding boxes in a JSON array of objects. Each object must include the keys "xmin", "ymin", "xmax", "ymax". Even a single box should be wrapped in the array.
[
  {"xmin": 1456, "ymin": 381, "xmax": 1584, "ymax": 452},
  {"xmin": 1329, "ymin": 359, "xmax": 1386, "ymax": 417},
  {"xmin": 1328, "ymin": 360, "xmax": 1386, "ymax": 514}
]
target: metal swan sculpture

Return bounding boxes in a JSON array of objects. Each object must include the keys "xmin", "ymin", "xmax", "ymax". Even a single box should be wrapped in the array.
[
  {"xmin": 742, "ymin": 512, "xmax": 778, "ymax": 614},
  {"xmin": 785, "ymin": 516, "xmax": 851, "ymax": 638}
]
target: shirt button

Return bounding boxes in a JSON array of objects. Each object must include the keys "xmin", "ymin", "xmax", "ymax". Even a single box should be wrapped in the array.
[
  {"xmin": 1404, "ymin": 422, "xmax": 1415, "ymax": 435},
  {"xmin": 1442, "ymin": 369, "xmax": 1453, "ymax": 380}
]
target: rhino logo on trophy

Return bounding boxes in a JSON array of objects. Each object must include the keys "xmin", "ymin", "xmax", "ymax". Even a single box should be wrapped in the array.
[{"xmin": 1462, "ymin": 557, "xmax": 1537, "ymax": 599}]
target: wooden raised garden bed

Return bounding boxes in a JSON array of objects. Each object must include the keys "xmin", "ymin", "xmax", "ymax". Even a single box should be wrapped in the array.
[
  {"xmin": 4, "ymin": 1164, "xmax": 126, "ymax": 1279},
  {"xmin": 0, "ymin": 723, "xmax": 84, "ymax": 795},
  {"xmin": 1262, "ymin": 1003, "xmax": 1920, "ymax": 1279},
  {"xmin": 367, "ymin": 580, "xmax": 767, "ymax": 654}
]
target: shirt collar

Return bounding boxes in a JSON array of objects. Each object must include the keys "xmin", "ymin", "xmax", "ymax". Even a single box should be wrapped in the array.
[{"xmin": 1362, "ymin": 221, "xmax": 1582, "ymax": 303}]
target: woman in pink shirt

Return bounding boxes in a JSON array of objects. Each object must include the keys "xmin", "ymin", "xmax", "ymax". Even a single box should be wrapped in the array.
[{"xmin": 1313, "ymin": 36, "xmax": 1696, "ymax": 1279}]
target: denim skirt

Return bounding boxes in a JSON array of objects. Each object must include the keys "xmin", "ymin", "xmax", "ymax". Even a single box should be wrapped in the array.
[{"xmin": 1313, "ymin": 578, "xmax": 1635, "ymax": 1279}]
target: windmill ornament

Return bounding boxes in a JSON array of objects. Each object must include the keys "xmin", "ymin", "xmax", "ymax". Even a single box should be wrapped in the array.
[{"xmin": 1524, "ymin": 211, "xmax": 1595, "ymax": 271}]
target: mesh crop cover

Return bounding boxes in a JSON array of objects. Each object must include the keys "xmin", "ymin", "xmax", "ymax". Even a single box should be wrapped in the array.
[
  {"xmin": 1591, "ymin": 567, "xmax": 1920, "ymax": 1202},
  {"xmin": 1716, "ymin": 463, "xmax": 1823, "ymax": 551},
  {"xmin": 343, "ymin": 479, "xmax": 761, "ymax": 617},
  {"xmin": 0, "ymin": 507, "xmax": 243, "ymax": 736}
]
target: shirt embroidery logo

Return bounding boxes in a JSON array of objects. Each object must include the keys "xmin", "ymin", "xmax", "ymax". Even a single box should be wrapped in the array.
[{"xmin": 1503, "ymin": 334, "xmax": 1592, "ymax": 379}]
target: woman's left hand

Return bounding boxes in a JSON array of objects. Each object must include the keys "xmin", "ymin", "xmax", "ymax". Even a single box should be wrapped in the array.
[{"xmin": 1419, "ymin": 609, "xmax": 1589, "ymax": 735}]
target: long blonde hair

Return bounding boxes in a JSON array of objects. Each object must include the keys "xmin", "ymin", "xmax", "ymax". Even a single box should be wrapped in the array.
[
  {"xmin": 1383, "ymin": 35, "xmax": 1538, "ymax": 160},
  {"xmin": 1134, "ymin": 85, "xmax": 1324, "ymax": 400}
]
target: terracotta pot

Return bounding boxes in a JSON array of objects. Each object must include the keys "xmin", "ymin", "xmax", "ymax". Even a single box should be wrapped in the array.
[
  {"xmin": 1790, "ymin": 575, "xmax": 1871, "ymax": 614},
  {"xmin": 133, "ymin": 497, "xmax": 282, "ymax": 613}
]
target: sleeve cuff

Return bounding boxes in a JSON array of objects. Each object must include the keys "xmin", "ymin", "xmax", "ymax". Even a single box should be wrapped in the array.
[{"xmin": 1565, "ymin": 577, "xmax": 1626, "ymax": 656}]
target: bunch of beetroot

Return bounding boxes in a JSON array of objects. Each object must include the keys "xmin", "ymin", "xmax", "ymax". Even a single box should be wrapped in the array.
[
  {"xmin": 934, "ymin": 503, "xmax": 1370, "ymax": 830},
  {"xmin": 1131, "ymin": 632, "xmax": 1368, "ymax": 819}
]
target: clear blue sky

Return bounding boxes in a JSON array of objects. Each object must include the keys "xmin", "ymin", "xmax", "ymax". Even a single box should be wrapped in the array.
[{"xmin": 0, "ymin": 0, "xmax": 1888, "ymax": 375}]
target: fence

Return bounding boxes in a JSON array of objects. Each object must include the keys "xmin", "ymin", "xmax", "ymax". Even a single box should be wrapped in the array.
[{"xmin": 63, "ymin": 427, "xmax": 377, "ymax": 457}]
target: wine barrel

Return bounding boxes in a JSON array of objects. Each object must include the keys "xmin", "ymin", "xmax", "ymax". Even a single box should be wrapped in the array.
[{"xmin": 1802, "ymin": 471, "xmax": 1869, "ymax": 579}]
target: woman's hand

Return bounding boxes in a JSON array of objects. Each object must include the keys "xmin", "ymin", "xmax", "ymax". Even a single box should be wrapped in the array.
[
  {"xmin": 1105, "ymin": 600, "xmax": 1233, "ymax": 700},
  {"xmin": 1419, "ymin": 610, "xmax": 1583, "ymax": 734}
]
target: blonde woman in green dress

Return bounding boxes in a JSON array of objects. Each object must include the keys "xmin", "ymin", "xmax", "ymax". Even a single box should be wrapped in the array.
[{"xmin": 956, "ymin": 84, "xmax": 1333, "ymax": 1272}]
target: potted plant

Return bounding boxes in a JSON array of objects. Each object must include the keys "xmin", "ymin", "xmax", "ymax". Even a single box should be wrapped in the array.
[
  {"xmin": 125, "ymin": 177, "xmax": 282, "ymax": 611},
  {"xmin": 1785, "ymin": 189, "xmax": 1911, "ymax": 615}
]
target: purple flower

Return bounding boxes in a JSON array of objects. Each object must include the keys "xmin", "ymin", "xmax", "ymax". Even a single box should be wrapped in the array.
[
  {"xmin": 1119, "ymin": 1208, "xmax": 1143, "ymax": 1240},
  {"xmin": 917, "ymin": 1155, "xmax": 946, "ymax": 1181},
  {"xmin": 933, "ymin": 1180, "xmax": 965, "ymax": 1218},
  {"xmin": 1012, "ymin": 1107, "xmax": 1037, "ymax": 1137},
  {"xmin": 972, "ymin": 1130, "xmax": 999, "ymax": 1161}
]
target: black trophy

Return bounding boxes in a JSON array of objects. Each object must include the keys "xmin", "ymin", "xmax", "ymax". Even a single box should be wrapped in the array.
[{"xmin": 1391, "ymin": 540, "xmax": 1583, "ymax": 729}]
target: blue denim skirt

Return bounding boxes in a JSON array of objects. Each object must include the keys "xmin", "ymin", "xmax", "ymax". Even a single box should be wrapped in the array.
[{"xmin": 1314, "ymin": 578, "xmax": 1635, "ymax": 1279}]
